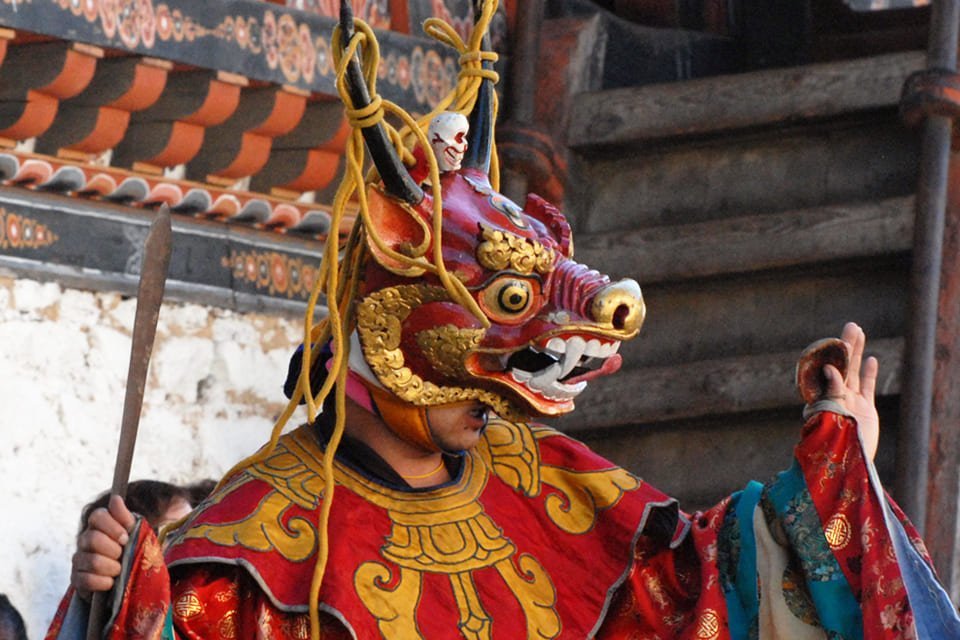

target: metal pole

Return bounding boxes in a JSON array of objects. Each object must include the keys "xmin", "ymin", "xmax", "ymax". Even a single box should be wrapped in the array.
[{"xmin": 896, "ymin": 0, "xmax": 960, "ymax": 528}]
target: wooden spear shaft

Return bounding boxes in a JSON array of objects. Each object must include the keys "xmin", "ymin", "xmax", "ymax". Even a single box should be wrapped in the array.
[{"xmin": 86, "ymin": 205, "xmax": 172, "ymax": 640}]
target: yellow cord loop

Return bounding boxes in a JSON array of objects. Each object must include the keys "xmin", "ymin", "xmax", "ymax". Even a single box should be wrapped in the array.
[
  {"xmin": 345, "ymin": 95, "xmax": 385, "ymax": 129},
  {"xmin": 207, "ymin": 4, "xmax": 504, "ymax": 639}
]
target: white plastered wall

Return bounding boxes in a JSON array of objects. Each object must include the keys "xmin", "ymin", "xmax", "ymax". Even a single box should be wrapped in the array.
[{"xmin": 0, "ymin": 276, "xmax": 307, "ymax": 639}]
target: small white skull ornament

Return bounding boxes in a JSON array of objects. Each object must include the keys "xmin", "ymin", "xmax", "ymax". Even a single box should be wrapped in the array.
[{"xmin": 429, "ymin": 112, "xmax": 469, "ymax": 173}]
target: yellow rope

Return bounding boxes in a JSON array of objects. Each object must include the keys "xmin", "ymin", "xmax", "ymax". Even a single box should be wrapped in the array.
[{"xmin": 201, "ymin": 4, "xmax": 502, "ymax": 638}]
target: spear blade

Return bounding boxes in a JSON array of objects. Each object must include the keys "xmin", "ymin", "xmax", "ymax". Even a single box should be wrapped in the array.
[
  {"xmin": 86, "ymin": 205, "xmax": 172, "ymax": 640},
  {"xmin": 109, "ymin": 204, "xmax": 173, "ymax": 497}
]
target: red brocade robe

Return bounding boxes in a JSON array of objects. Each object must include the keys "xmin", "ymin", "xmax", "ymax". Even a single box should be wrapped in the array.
[{"xmin": 47, "ymin": 409, "xmax": 953, "ymax": 639}]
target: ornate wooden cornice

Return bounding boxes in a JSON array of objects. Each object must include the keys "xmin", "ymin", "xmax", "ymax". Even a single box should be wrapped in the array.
[
  {"xmin": 0, "ymin": 1, "xmax": 514, "ymax": 307},
  {"xmin": 0, "ymin": 183, "xmax": 324, "ymax": 313},
  {"xmin": 0, "ymin": 1, "xmax": 459, "ymax": 109}
]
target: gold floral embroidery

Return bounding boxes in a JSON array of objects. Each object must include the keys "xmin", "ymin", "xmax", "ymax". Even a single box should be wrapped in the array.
[
  {"xmin": 130, "ymin": 604, "xmax": 166, "ymax": 640},
  {"xmin": 284, "ymin": 615, "xmax": 310, "ymax": 640},
  {"xmin": 258, "ymin": 606, "xmax": 275, "ymax": 638},
  {"xmin": 213, "ymin": 584, "xmax": 238, "ymax": 603},
  {"xmin": 140, "ymin": 534, "xmax": 165, "ymax": 573},
  {"xmin": 218, "ymin": 610, "xmax": 237, "ymax": 639},
  {"xmin": 643, "ymin": 573, "xmax": 670, "ymax": 609}
]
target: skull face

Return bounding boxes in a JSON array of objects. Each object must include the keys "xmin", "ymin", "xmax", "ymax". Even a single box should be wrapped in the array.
[{"xmin": 429, "ymin": 112, "xmax": 469, "ymax": 173}]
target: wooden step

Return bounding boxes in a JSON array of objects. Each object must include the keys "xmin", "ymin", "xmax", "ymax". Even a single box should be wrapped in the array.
[
  {"xmin": 627, "ymin": 260, "xmax": 909, "ymax": 368},
  {"xmin": 567, "ymin": 50, "xmax": 924, "ymax": 149},
  {"xmin": 556, "ymin": 337, "xmax": 903, "ymax": 433},
  {"xmin": 575, "ymin": 195, "xmax": 914, "ymax": 284},
  {"xmin": 569, "ymin": 118, "xmax": 919, "ymax": 233}
]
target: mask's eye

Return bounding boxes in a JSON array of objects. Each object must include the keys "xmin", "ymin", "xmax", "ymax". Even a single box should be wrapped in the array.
[
  {"xmin": 498, "ymin": 281, "xmax": 530, "ymax": 312},
  {"xmin": 479, "ymin": 277, "xmax": 539, "ymax": 324}
]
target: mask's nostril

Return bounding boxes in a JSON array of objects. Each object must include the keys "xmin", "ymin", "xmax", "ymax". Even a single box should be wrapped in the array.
[{"xmin": 612, "ymin": 304, "xmax": 630, "ymax": 331}]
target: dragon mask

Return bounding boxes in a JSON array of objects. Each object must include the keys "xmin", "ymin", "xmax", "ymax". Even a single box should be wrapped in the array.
[{"xmin": 305, "ymin": 2, "xmax": 645, "ymax": 449}]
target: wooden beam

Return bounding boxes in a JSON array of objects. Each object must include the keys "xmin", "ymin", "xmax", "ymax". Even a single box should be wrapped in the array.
[
  {"xmin": 258, "ymin": 101, "xmax": 350, "ymax": 195},
  {"xmin": 573, "ymin": 196, "xmax": 914, "ymax": 284},
  {"xmin": 35, "ymin": 56, "xmax": 171, "ymax": 157},
  {"xmin": 115, "ymin": 69, "xmax": 246, "ymax": 171},
  {"xmin": 0, "ymin": 42, "xmax": 102, "ymax": 141},
  {"xmin": 186, "ymin": 85, "xmax": 305, "ymax": 184},
  {"xmin": 555, "ymin": 338, "xmax": 904, "ymax": 433},
  {"xmin": 567, "ymin": 50, "xmax": 924, "ymax": 149}
]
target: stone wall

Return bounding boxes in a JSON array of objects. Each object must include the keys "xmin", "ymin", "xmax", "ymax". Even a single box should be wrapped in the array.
[{"xmin": 0, "ymin": 276, "xmax": 307, "ymax": 639}]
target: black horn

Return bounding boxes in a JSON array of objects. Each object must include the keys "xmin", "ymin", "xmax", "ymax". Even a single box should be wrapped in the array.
[
  {"xmin": 339, "ymin": 3, "xmax": 423, "ymax": 204},
  {"xmin": 462, "ymin": 0, "xmax": 495, "ymax": 174}
]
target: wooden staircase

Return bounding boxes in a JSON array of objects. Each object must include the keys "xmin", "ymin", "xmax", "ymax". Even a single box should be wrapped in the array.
[{"xmin": 549, "ymin": 38, "xmax": 923, "ymax": 509}]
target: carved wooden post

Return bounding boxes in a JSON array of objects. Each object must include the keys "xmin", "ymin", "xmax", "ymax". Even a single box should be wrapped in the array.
[
  {"xmin": 898, "ymin": 6, "xmax": 960, "ymax": 596},
  {"xmin": 896, "ymin": 0, "xmax": 960, "ymax": 563}
]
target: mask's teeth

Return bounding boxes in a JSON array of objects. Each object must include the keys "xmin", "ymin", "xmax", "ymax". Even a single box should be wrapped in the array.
[
  {"xmin": 584, "ymin": 339, "xmax": 603, "ymax": 358},
  {"xmin": 559, "ymin": 336, "xmax": 586, "ymax": 378},
  {"xmin": 511, "ymin": 369, "xmax": 533, "ymax": 383},
  {"xmin": 530, "ymin": 362, "xmax": 562, "ymax": 388},
  {"xmin": 545, "ymin": 337, "xmax": 566, "ymax": 358}
]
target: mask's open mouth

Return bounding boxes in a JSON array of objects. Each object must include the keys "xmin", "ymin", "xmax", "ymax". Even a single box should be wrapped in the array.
[{"xmin": 466, "ymin": 335, "xmax": 622, "ymax": 415}]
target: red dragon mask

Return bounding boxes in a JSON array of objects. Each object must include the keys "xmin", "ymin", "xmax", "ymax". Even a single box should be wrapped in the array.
[{"xmin": 329, "ymin": 4, "xmax": 646, "ymax": 446}]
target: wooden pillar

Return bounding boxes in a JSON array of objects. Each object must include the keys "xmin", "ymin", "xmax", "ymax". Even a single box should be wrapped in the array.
[
  {"xmin": 927, "ymin": 153, "xmax": 960, "ymax": 603},
  {"xmin": 896, "ymin": 0, "xmax": 960, "ymax": 530}
]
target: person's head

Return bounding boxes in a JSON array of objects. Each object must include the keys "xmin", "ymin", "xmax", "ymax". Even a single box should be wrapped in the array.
[
  {"xmin": 286, "ymin": 29, "xmax": 643, "ymax": 462},
  {"xmin": 0, "ymin": 594, "xmax": 27, "ymax": 640},
  {"xmin": 80, "ymin": 480, "xmax": 193, "ymax": 533},
  {"xmin": 425, "ymin": 401, "xmax": 490, "ymax": 453},
  {"xmin": 183, "ymin": 478, "xmax": 216, "ymax": 508},
  {"xmin": 283, "ymin": 100, "xmax": 645, "ymax": 454}
]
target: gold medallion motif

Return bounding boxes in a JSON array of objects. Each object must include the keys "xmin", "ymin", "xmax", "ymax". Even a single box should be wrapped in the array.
[
  {"xmin": 695, "ymin": 609, "xmax": 721, "ymax": 639},
  {"xmin": 173, "ymin": 591, "xmax": 204, "ymax": 620},
  {"xmin": 823, "ymin": 513, "xmax": 852, "ymax": 550}
]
